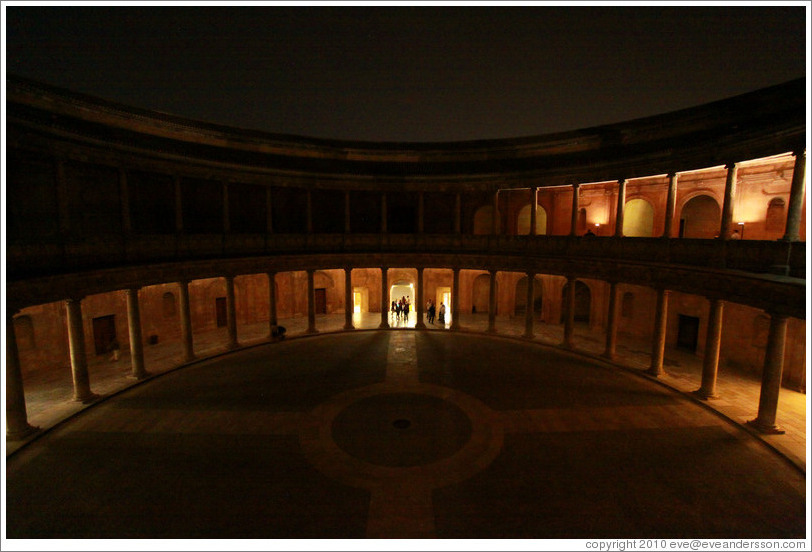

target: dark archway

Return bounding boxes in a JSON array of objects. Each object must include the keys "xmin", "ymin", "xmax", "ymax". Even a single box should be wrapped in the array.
[{"xmin": 679, "ymin": 195, "xmax": 721, "ymax": 238}]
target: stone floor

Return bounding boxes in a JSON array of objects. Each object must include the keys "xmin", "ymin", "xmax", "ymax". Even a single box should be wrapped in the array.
[
  {"xmin": 5, "ymin": 331, "xmax": 806, "ymax": 539},
  {"xmin": 7, "ymin": 312, "xmax": 807, "ymax": 473}
]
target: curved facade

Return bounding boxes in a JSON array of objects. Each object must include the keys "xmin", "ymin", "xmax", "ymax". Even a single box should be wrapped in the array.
[{"xmin": 5, "ymin": 76, "xmax": 807, "ymax": 447}]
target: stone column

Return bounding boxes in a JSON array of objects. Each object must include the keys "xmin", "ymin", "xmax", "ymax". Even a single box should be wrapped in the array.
[
  {"xmin": 747, "ymin": 314, "xmax": 789, "ymax": 434},
  {"xmin": 614, "ymin": 179, "xmax": 627, "ymax": 237},
  {"xmin": 418, "ymin": 191, "xmax": 425, "ymax": 234},
  {"xmin": 569, "ymin": 183, "xmax": 580, "ymax": 237},
  {"xmin": 415, "ymin": 267, "xmax": 426, "ymax": 329},
  {"xmin": 487, "ymin": 270, "xmax": 498, "ymax": 333},
  {"xmin": 782, "ymin": 149, "xmax": 806, "ymax": 242},
  {"xmin": 454, "ymin": 193, "xmax": 462, "ymax": 234},
  {"xmin": 306, "ymin": 189, "xmax": 313, "ymax": 234},
  {"xmin": 450, "ymin": 268, "xmax": 461, "ymax": 330},
  {"xmin": 178, "ymin": 280, "xmax": 195, "ymax": 362},
  {"xmin": 530, "ymin": 187, "xmax": 538, "ymax": 236},
  {"xmin": 125, "ymin": 288, "xmax": 149, "ymax": 379},
  {"xmin": 662, "ymin": 172, "xmax": 679, "ymax": 238},
  {"xmin": 492, "ymin": 190, "xmax": 500, "ymax": 235},
  {"xmin": 719, "ymin": 162, "xmax": 739, "ymax": 240},
  {"xmin": 381, "ymin": 193, "xmax": 388, "ymax": 233},
  {"xmin": 225, "ymin": 275, "xmax": 239, "ymax": 348},
  {"xmin": 523, "ymin": 272, "xmax": 535, "ymax": 338},
  {"xmin": 6, "ymin": 313, "xmax": 39, "ymax": 439},
  {"xmin": 379, "ymin": 267, "xmax": 390, "ymax": 328},
  {"xmin": 306, "ymin": 269, "xmax": 318, "ymax": 334},
  {"xmin": 344, "ymin": 190, "xmax": 352, "ymax": 234},
  {"xmin": 647, "ymin": 288, "xmax": 670, "ymax": 376},
  {"xmin": 562, "ymin": 276, "xmax": 576, "ymax": 349},
  {"xmin": 695, "ymin": 299, "xmax": 724, "ymax": 399},
  {"xmin": 66, "ymin": 298, "xmax": 97, "ymax": 403},
  {"xmin": 267, "ymin": 272, "xmax": 278, "ymax": 337},
  {"xmin": 602, "ymin": 281, "xmax": 620, "ymax": 360},
  {"xmin": 344, "ymin": 267, "xmax": 354, "ymax": 330}
]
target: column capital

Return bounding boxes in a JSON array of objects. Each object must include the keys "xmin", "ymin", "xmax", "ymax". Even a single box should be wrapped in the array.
[
  {"xmin": 572, "ymin": 182, "xmax": 580, "ymax": 190},
  {"xmin": 65, "ymin": 294, "xmax": 85, "ymax": 304},
  {"xmin": 724, "ymin": 161, "xmax": 739, "ymax": 170},
  {"xmin": 667, "ymin": 171, "xmax": 679, "ymax": 179},
  {"xmin": 125, "ymin": 286, "xmax": 142, "ymax": 294},
  {"xmin": 792, "ymin": 147, "xmax": 806, "ymax": 158}
]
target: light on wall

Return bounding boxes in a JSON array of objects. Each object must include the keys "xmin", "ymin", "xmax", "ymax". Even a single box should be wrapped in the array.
[{"xmin": 737, "ymin": 222, "xmax": 745, "ymax": 239}]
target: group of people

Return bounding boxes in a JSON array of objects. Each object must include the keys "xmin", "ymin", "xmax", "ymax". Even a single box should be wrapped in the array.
[
  {"xmin": 425, "ymin": 299, "xmax": 446, "ymax": 325},
  {"xmin": 391, "ymin": 296, "xmax": 412, "ymax": 321},
  {"xmin": 390, "ymin": 296, "xmax": 447, "ymax": 325}
]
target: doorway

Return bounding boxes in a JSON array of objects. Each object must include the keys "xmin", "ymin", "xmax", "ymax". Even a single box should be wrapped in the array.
[
  {"xmin": 677, "ymin": 314, "xmax": 700, "ymax": 353},
  {"xmin": 315, "ymin": 288, "xmax": 327, "ymax": 314},
  {"xmin": 353, "ymin": 292, "xmax": 362, "ymax": 313},
  {"xmin": 215, "ymin": 297, "xmax": 227, "ymax": 327},
  {"xmin": 92, "ymin": 315, "xmax": 117, "ymax": 356}
]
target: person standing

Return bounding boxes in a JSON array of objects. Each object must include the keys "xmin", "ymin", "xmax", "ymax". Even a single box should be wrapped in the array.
[{"xmin": 438, "ymin": 302, "xmax": 446, "ymax": 325}]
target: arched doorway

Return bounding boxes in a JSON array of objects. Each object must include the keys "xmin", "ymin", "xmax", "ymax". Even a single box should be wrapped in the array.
[
  {"xmin": 517, "ymin": 204, "xmax": 548, "ymax": 235},
  {"xmin": 679, "ymin": 195, "xmax": 721, "ymax": 238},
  {"xmin": 473, "ymin": 205, "xmax": 495, "ymax": 235},
  {"xmin": 472, "ymin": 274, "xmax": 490, "ymax": 314},
  {"xmin": 515, "ymin": 275, "xmax": 543, "ymax": 317},
  {"xmin": 561, "ymin": 280, "xmax": 591, "ymax": 324},
  {"xmin": 623, "ymin": 198, "xmax": 654, "ymax": 237}
]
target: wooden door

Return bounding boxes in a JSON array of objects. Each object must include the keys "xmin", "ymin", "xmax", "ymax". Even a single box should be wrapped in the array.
[
  {"xmin": 315, "ymin": 288, "xmax": 327, "ymax": 314},
  {"xmin": 92, "ymin": 315, "xmax": 116, "ymax": 355},
  {"xmin": 677, "ymin": 314, "xmax": 699, "ymax": 352}
]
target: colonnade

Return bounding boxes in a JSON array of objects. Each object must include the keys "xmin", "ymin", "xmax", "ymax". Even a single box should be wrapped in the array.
[
  {"xmin": 6, "ymin": 264, "xmax": 796, "ymax": 440},
  {"xmin": 100, "ymin": 150, "xmax": 808, "ymax": 242}
]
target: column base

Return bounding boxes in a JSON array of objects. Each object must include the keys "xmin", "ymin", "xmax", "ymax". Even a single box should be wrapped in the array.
[
  {"xmin": 379, "ymin": 322, "xmax": 390, "ymax": 329},
  {"xmin": 415, "ymin": 322, "xmax": 426, "ymax": 329},
  {"xmin": 646, "ymin": 366, "xmax": 663, "ymax": 377},
  {"xmin": 227, "ymin": 342, "xmax": 240, "ymax": 350},
  {"xmin": 692, "ymin": 388, "xmax": 718, "ymax": 400},
  {"xmin": 601, "ymin": 351, "xmax": 616, "ymax": 361},
  {"xmin": 343, "ymin": 324, "xmax": 355, "ymax": 330},
  {"xmin": 746, "ymin": 418, "xmax": 786, "ymax": 435},
  {"xmin": 305, "ymin": 328, "xmax": 319, "ymax": 335},
  {"xmin": 73, "ymin": 392, "xmax": 101, "ymax": 404},
  {"xmin": 522, "ymin": 333, "xmax": 534, "ymax": 340},
  {"xmin": 6, "ymin": 423, "xmax": 40, "ymax": 441},
  {"xmin": 450, "ymin": 324, "xmax": 460, "ymax": 331},
  {"xmin": 561, "ymin": 340, "xmax": 574, "ymax": 350},
  {"xmin": 129, "ymin": 371, "xmax": 153, "ymax": 381},
  {"xmin": 183, "ymin": 355, "xmax": 197, "ymax": 363}
]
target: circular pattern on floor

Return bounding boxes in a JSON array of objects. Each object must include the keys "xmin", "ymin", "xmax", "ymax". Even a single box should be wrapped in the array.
[{"xmin": 331, "ymin": 392, "xmax": 473, "ymax": 467}]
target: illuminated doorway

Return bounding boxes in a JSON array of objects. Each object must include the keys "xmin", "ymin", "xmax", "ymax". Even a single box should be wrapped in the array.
[
  {"xmin": 390, "ymin": 281, "xmax": 415, "ymax": 327},
  {"xmin": 436, "ymin": 286, "xmax": 451, "ymax": 326}
]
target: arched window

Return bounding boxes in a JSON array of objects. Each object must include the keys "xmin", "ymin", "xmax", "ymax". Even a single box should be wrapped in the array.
[
  {"xmin": 515, "ymin": 275, "xmax": 543, "ymax": 316},
  {"xmin": 162, "ymin": 292, "xmax": 177, "ymax": 318},
  {"xmin": 623, "ymin": 199, "xmax": 654, "ymax": 237},
  {"xmin": 472, "ymin": 274, "xmax": 491, "ymax": 314},
  {"xmin": 473, "ymin": 205, "xmax": 495, "ymax": 235},
  {"xmin": 577, "ymin": 208, "xmax": 587, "ymax": 235},
  {"xmin": 621, "ymin": 292, "xmax": 634, "ymax": 318},
  {"xmin": 517, "ymin": 204, "xmax": 548, "ymax": 235},
  {"xmin": 765, "ymin": 197, "xmax": 786, "ymax": 234},
  {"xmin": 13, "ymin": 315, "xmax": 36, "ymax": 351}
]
